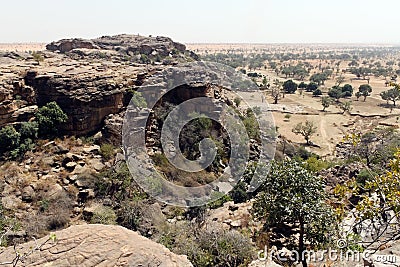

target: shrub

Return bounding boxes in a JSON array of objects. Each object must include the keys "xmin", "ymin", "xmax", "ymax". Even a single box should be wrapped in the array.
[
  {"xmin": 0, "ymin": 204, "xmax": 21, "ymax": 246},
  {"xmin": 294, "ymin": 146, "xmax": 318, "ymax": 160},
  {"xmin": 229, "ymin": 181, "xmax": 248, "ymax": 203},
  {"xmin": 0, "ymin": 126, "xmax": 20, "ymax": 156},
  {"xmin": 127, "ymin": 90, "xmax": 147, "ymax": 108},
  {"xmin": 170, "ymin": 222, "xmax": 256, "ymax": 267},
  {"xmin": 47, "ymin": 212, "xmax": 70, "ymax": 230},
  {"xmin": 356, "ymin": 169, "xmax": 376, "ymax": 186},
  {"xmin": 252, "ymin": 106, "xmax": 262, "ymax": 115},
  {"xmin": 304, "ymin": 156, "xmax": 330, "ymax": 172},
  {"xmin": 36, "ymin": 101, "xmax": 68, "ymax": 136},
  {"xmin": 100, "ymin": 143, "xmax": 116, "ymax": 160},
  {"xmin": 207, "ymin": 192, "xmax": 232, "ymax": 209},
  {"xmin": 90, "ymin": 205, "xmax": 117, "ymax": 225},
  {"xmin": 234, "ymin": 97, "xmax": 241, "ymax": 107},
  {"xmin": 19, "ymin": 121, "xmax": 38, "ymax": 140},
  {"xmin": 32, "ymin": 52, "xmax": 44, "ymax": 64}
]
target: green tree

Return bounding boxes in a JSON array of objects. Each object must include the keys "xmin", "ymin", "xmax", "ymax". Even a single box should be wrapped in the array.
[
  {"xmin": 253, "ymin": 160, "xmax": 336, "ymax": 267},
  {"xmin": 321, "ymin": 96, "xmax": 331, "ymax": 111},
  {"xmin": 35, "ymin": 102, "xmax": 68, "ymax": 136},
  {"xmin": 292, "ymin": 120, "xmax": 317, "ymax": 145},
  {"xmin": 312, "ymin": 88, "xmax": 322, "ymax": 96},
  {"xmin": 342, "ymin": 84, "xmax": 353, "ymax": 97},
  {"xmin": 262, "ymin": 76, "xmax": 269, "ymax": 87},
  {"xmin": 358, "ymin": 84, "xmax": 372, "ymax": 101},
  {"xmin": 298, "ymin": 82, "xmax": 307, "ymax": 89},
  {"xmin": 328, "ymin": 86, "xmax": 345, "ymax": 102},
  {"xmin": 306, "ymin": 82, "xmax": 318, "ymax": 92},
  {"xmin": 310, "ymin": 73, "xmax": 328, "ymax": 85},
  {"xmin": 339, "ymin": 101, "xmax": 353, "ymax": 114},
  {"xmin": 335, "ymin": 75, "xmax": 345, "ymax": 87},
  {"xmin": 283, "ymin": 79, "xmax": 298, "ymax": 94},
  {"xmin": 380, "ymin": 84, "xmax": 400, "ymax": 107}
]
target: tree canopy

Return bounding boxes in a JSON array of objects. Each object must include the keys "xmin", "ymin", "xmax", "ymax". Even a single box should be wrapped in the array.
[
  {"xmin": 253, "ymin": 160, "xmax": 336, "ymax": 267},
  {"xmin": 283, "ymin": 79, "xmax": 298, "ymax": 94},
  {"xmin": 358, "ymin": 84, "xmax": 373, "ymax": 101}
]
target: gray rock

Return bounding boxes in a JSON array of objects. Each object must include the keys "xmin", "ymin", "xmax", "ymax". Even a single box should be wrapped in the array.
[
  {"xmin": 0, "ymin": 224, "xmax": 193, "ymax": 266},
  {"xmin": 83, "ymin": 145, "xmax": 100, "ymax": 154},
  {"xmin": 1, "ymin": 195, "xmax": 22, "ymax": 210},
  {"xmin": 21, "ymin": 186, "xmax": 35, "ymax": 202}
]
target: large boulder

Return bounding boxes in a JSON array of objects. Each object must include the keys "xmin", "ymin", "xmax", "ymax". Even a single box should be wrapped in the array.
[{"xmin": 0, "ymin": 224, "xmax": 193, "ymax": 267}]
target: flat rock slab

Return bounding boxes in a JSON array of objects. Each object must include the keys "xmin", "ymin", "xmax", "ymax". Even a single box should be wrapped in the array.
[{"xmin": 0, "ymin": 224, "xmax": 193, "ymax": 267}]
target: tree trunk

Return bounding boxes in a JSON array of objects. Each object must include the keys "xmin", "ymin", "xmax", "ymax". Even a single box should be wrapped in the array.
[{"xmin": 299, "ymin": 219, "xmax": 307, "ymax": 267}]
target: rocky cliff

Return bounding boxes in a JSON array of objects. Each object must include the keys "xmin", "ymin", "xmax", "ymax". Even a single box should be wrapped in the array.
[{"xmin": 0, "ymin": 34, "xmax": 198, "ymax": 136}]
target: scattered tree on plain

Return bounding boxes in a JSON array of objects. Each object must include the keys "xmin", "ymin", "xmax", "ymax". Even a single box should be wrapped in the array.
[
  {"xmin": 283, "ymin": 79, "xmax": 298, "ymax": 94},
  {"xmin": 306, "ymin": 82, "xmax": 318, "ymax": 92},
  {"xmin": 380, "ymin": 83, "xmax": 400, "ymax": 107},
  {"xmin": 321, "ymin": 96, "xmax": 331, "ymax": 111},
  {"xmin": 328, "ymin": 86, "xmax": 345, "ymax": 102},
  {"xmin": 292, "ymin": 120, "xmax": 317, "ymax": 145},
  {"xmin": 358, "ymin": 84, "xmax": 373, "ymax": 101},
  {"xmin": 339, "ymin": 101, "xmax": 352, "ymax": 114}
]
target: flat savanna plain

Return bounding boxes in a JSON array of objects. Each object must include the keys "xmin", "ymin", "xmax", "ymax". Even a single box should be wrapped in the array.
[{"xmin": 188, "ymin": 43, "xmax": 400, "ymax": 157}]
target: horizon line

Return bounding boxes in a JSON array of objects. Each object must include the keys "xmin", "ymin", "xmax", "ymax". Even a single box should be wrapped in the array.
[{"xmin": 1, "ymin": 42, "xmax": 400, "ymax": 46}]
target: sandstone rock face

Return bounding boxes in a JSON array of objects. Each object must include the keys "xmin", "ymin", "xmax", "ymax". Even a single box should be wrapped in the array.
[
  {"xmin": 0, "ymin": 224, "xmax": 193, "ymax": 267},
  {"xmin": 102, "ymin": 112, "xmax": 124, "ymax": 144},
  {"xmin": 46, "ymin": 38, "xmax": 98, "ymax": 53},
  {"xmin": 46, "ymin": 34, "xmax": 187, "ymax": 56},
  {"xmin": 25, "ymin": 71, "xmax": 125, "ymax": 135},
  {"xmin": 0, "ymin": 64, "xmax": 37, "ymax": 127}
]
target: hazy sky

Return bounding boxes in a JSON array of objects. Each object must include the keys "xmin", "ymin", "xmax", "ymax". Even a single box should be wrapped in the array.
[{"xmin": 1, "ymin": 0, "xmax": 399, "ymax": 44}]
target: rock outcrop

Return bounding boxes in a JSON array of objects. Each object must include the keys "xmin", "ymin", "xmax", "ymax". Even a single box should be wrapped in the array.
[
  {"xmin": 0, "ymin": 34, "xmax": 198, "ymax": 135},
  {"xmin": 46, "ymin": 34, "xmax": 188, "ymax": 57},
  {"xmin": 0, "ymin": 224, "xmax": 193, "ymax": 267},
  {"xmin": 24, "ymin": 70, "xmax": 125, "ymax": 135},
  {"xmin": 46, "ymin": 39, "xmax": 98, "ymax": 53}
]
